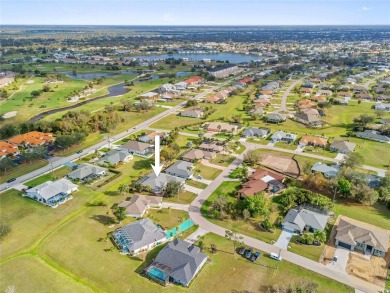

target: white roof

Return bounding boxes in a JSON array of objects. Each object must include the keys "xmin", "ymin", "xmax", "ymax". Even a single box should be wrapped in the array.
[
  {"xmin": 262, "ymin": 175, "xmax": 275, "ymax": 183},
  {"xmin": 28, "ymin": 178, "xmax": 78, "ymax": 200}
]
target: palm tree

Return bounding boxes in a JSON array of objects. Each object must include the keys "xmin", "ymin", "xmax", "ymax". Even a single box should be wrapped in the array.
[{"xmin": 118, "ymin": 183, "xmax": 129, "ymax": 195}]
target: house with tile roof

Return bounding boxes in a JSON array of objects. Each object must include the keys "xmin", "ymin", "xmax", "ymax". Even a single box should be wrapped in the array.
[
  {"xmin": 335, "ymin": 217, "xmax": 389, "ymax": 257},
  {"xmin": 238, "ymin": 168, "xmax": 285, "ymax": 197},
  {"xmin": 144, "ymin": 239, "xmax": 207, "ymax": 287},
  {"xmin": 299, "ymin": 135, "xmax": 328, "ymax": 147},
  {"xmin": 8, "ymin": 131, "xmax": 54, "ymax": 147},
  {"xmin": 0, "ymin": 141, "xmax": 20, "ymax": 158},
  {"xmin": 118, "ymin": 195, "xmax": 163, "ymax": 217}
]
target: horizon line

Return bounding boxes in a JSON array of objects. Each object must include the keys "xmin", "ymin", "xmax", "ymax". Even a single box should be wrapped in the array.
[{"xmin": 2, "ymin": 24, "xmax": 390, "ymax": 26}]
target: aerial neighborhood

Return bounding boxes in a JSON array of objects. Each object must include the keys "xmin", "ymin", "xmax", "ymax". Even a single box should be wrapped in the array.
[{"xmin": 0, "ymin": 25, "xmax": 389, "ymax": 293}]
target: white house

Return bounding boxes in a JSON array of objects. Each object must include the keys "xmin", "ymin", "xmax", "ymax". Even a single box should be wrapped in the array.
[{"xmin": 24, "ymin": 178, "xmax": 78, "ymax": 207}]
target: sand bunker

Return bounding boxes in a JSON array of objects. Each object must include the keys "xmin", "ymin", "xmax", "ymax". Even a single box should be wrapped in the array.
[{"xmin": 2, "ymin": 111, "xmax": 17, "ymax": 118}]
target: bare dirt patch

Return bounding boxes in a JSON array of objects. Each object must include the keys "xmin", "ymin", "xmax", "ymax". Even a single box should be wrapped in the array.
[
  {"xmin": 26, "ymin": 80, "xmax": 34, "ymax": 84},
  {"xmin": 259, "ymin": 153, "xmax": 300, "ymax": 177}
]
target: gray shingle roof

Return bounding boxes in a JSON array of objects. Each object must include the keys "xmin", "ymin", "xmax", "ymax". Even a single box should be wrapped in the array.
[
  {"xmin": 330, "ymin": 140, "xmax": 356, "ymax": 152},
  {"xmin": 27, "ymin": 178, "xmax": 77, "ymax": 200},
  {"xmin": 67, "ymin": 163, "xmax": 106, "ymax": 180},
  {"xmin": 117, "ymin": 218, "xmax": 166, "ymax": 252},
  {"xmin": 283, "ymin": 206, "xmax": 329, "ymax": 232},
  {"xmin": 165, "ymin": 160, "xmax": 194, "ymax": 179},
  {"xmin": 138, "ymin": 173, "xmax": 185, "ymax": 193},
  {"xmin": 118, "ymin": 195, "xmax": 162, "ymax": 216},
  {"xmin": 98, "ymin": 150, "xmax": 132, "ymax": 165},
  {"xmin": 152, "ymin": 239, "xmax": 207, "ymax": 286},
  {"xmin": 121, "ymin": 140, "xmax": 151, "ymax": 152},
  {"xmin": 242, "ymin": 127, "xmax": 269, "ymax": 137}
]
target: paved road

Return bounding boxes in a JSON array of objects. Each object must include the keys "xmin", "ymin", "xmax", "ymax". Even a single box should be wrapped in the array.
[
  {"xmin": 278, "ymin": 77, "xmax": 305, "ymax": 112},
  {"xmin": 188, "ymin": 146, "xmax": 384, "ymax": 293},
  {"xmin": 0, "ymin": 71, "xmax": 253, "ymax": 192}
]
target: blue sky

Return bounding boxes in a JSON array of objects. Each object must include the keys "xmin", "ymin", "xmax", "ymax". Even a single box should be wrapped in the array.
[{"xmin": 1, "ymin": 0, "xmax": 389, "ymax": 25}]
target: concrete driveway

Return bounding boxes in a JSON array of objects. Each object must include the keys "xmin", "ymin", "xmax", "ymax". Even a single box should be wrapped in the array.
[
  {"xmin": 274, "ymin": 229, "xmax": 294, "ymax": 250},
  {"xmin": 335, "ymin": 153, "xmax": 345, "ymax": 161},
  {"xmin": 326, "ymin": 247, "xmax": 350, "ymax": 273},
  {"xmin": 295, "ymin": 145, "xmax": 305, "ymax": 153}
]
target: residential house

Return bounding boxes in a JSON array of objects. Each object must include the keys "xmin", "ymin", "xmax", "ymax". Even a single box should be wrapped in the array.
[
  {"xmin": 242, "ymin": 127, "xmax": 270, "ymax": 138},
  {"xmin": 300, "ymin": 88, "xmax": 313, "ymax": 95},
  {"xmin": 25, "ymin": 178, "xmax": 78, "ymax": 207},
  {"xmin": 311, "ymin": 162, "xmax": 340, "ymax": 178},
  {"xmin": 356, "ymin": 130, "xmax": 390, "ymax": 143},
  {"xmin": 138, "ymin": 132, "xmax": 167, "ymax": 144},
  {"xmin": 174, "ymin": 81, "xmax": 187, "ymax": 91},
  {"xmin": 165, "ymin": 160, "xmax": 194, "ymax": 179},
  {"xmin": 198, "ymin": 142, "xmax": 224, "ymax": 153},
  {"xmin": 267, "ymin": 113, "xmax": 286, "ymax": 123},
  {"xmin": 248, "ymin": 107, "xmax": 264, "ymax": 117},
  {"xmin": 144, "ymin": 239, "xmax": 207, "ymax": 287},
  {"xmin": 297, "ymin": 99, "xmax": 316, "ymax": 110},
  {"xmin": 159, "ymin": 84, "xmax": 179, "ymax": 95},
  {"xmin": 0, "ymin": 141, "xmax": 20, "ymax": 158},
  {"xmin": 137, "ymin": 173, "xmax": 185, "ymax": 195},
  {"xmin": 294, "ymin": 109, "xmax": 323, "ymax": 127},
  {"xmin": 67, "ymin": 163, "xmax": 107, "ymax": 181},
  {"xmin": 120, "ymin": 140, "xmax": 154, "ymax": 156},
  {"xmin": 329, "ymin": 140, "xmax": 356, "ymax": 154},
  {"xmin": 270, "ymin": 131, "xmax": 297, "ymax": 143},
  {"xmin": 355, "ymin": 93, "xmax": 373, "ymax": 100},
  {"xmin": 311, "ymin": 96, "xmax": 327, "ymax": 104},
  {"xmin": 206, "ymin": 122, "xmax": 238, "ymax": 133},
  {"xmin": 138, "ymin": 92, "xmax": 159, "ymax": 101},
  {"xmin": 8, "ymin": 131, "xmax": 55, "ymax": 147},
  {"xmin": 299, "ymin": 135, "xmax": 328, "ymax": 147},
  {"xmin": 112, "ymin": 218, "xmax": 166, "ymax": 255},
  {"xmin": 182, "ymin": 149, "xmax": 216, "ymax": 162},
  {"xmin": 184, "ymin": 76, "xmax": 204, "ymax": 87},
  {"xmin": 316, "ymin": 89, "xmax": 332, "ymax": 96},
  {"xmin": 180, "ymin": 108, "xmax": 204, "ymax": 118},
  {"xmin": 238, "ymin": 168, "xmax": 285, "ymax": 197},
  {"xmin": 118, "ymin": 195, "xmax": 163, "ymax": 217},
  {"xmin": 374, "ymin": 102, "xmax": 390, "ymax": 111},
  {"xmin": 282, "ymin": 205, "xmax": 329, "ymax": 233},
  {"xmin": 335, "ymin": 217, "xmax": 389, "ymax": 257},
  {"xmin": 97, "ymin": 150, "xmax": 133, "ymax": 166}
]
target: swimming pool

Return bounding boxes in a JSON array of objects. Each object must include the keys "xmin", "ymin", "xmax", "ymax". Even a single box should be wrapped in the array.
[
  {"xmin": 165, "ymin": 219, "xmax": 194, "ymax": 238},
  {"xmin": 147, "ymin": 267, "xmax": 167, "ymax": 281}
]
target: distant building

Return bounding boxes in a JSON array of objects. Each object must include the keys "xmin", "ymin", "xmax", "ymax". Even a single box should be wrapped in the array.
[
  {"xmin": 208, "ymin": 64, "xmax": 240, "ymax": 78},
  {"xmin": 267, "ymin": 113, "xmax": 286, "ymax": 123},
  {"xmin": 356, "ymin": 130, "xmax": 390, "ymax": 143},
  {"xmin": 8, "ymin": 131, "xmax": 55, "ymax": 147},
  {"xmin": 0, "ymin": 141, "xmax": 20, "ymax": 158}
]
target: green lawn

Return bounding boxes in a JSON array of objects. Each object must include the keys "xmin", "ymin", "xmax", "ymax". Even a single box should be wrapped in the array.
[
  {"xmin": 194, "ymin": 163, "xmax": 222, "ymax": 180},
  {"xmin": 274, "ymin": 141, "xmax": 298, "ymax": 151},
  {"xmin": 210, "ymin": 154, "xmax": 235, "ymax": 167},
  {"xmin": 288, "ymin": 235, "xmax": 325, "ymax": 262},
  {"xmin": 191, "ymin": 233, "xmax": 351, "ymax": 293},
  {"xmin": 303, "ymin": 146, "xmax": 336, "ymax": 159},
  {"xmin": 333, "ymin": 200, "xmax": 390, "ymax": 229},
  {"xmin": 228, "ymin": 167, "xmax": 244, "ymax": 179},
  {"xmin": 247, "ymin": 137, "xmax": 269, "ymax": 145},
  {"xmin": 146, "ymin": 208, "xmax": 189, "ymax": 230},
  {"xmin": 185, "ymin": 179, "xmax": 208, "ymax": 189},
  {"xmin": 24, "ymin": 166, "xmax": 72, "ymax": 187},
  {"xmin": 0, "ymin": 160, "xmax": 48, "ymax": 184},
  {"xmin": 164, "ymin": 190, "xmax": 197, "ymax": 204}
]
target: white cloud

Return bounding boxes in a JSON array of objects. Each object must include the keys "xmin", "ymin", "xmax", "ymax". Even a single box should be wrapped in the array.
[{"xmin": 361, "ymin": 6, "xmax": 372, "ymax": 11}]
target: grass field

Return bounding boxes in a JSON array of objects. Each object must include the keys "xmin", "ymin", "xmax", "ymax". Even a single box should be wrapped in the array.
[
  {"xmin": 146, "ymin": 208, "xmax": 189, "ymax": 230},
  {"xmin": 274, "ymin": 141, "xmax": 298, "ymax": 151},
  {"xmin": 194, "ymin": 163, "xmax": 222, "ymax": 180},
  {"xmin": 0, "ymin": 160, "xmax": 48, "ymax": 184},
  {"xmin": 288, "ymin": 236, "xmax": 325, "ymax": 262},
  {"xmin": 24, "ymin": 166, "xmax": 72, "ymax": 187},
  {"xmin": 164, "ymin": 190, "xmax": 197, "ymax": 204},
  {"xmin": 185, "ymin": 179, "xmax": 208, "ymax": 189},
  {"xmin": 210, "ymin": 154, "xmax": 235, "ymax": 167}
]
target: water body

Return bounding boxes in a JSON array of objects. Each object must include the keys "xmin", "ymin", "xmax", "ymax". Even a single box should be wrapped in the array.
[
  {"xmin": 28, "ymin": 83, "xmax": 131, "ymax": 122},
  {"xmin": 131, "ymin": 53, "xmax": 262, "ymax": 63},
  {"xmin": 64, "ymin": 71, "xmax": 191, "ymax": 80}
]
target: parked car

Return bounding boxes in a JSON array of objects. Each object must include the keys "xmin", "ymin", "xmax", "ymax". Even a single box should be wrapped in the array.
[
  {"xmin": 270, "ymin": 252, "xmax": 282, "ymax": 261},
  {"xmin": 6, "ymin": 178, "xmax": 16, "ymax": 183},
  {"xmin": 251, "ymin": 251, "xmax": 261, "ymax": 262},
  {"xmin": 238, "ymin": 247, "xmax": 246, "ymax": 255},
  {"xmin": 76, "ymin": 150, "xmax": 83, "ymax": 154},
  {"xmin": 244, "ymin": 249, "xmax": 253, "ymax": 259}
]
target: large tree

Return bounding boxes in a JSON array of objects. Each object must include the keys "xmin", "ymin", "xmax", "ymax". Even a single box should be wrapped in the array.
[
  {"xmin": 343, "ymin": 153, "xmax": 364, "ymax": 169},
  {"xmin": 164, "ymin": 180, "xmax": 183, "ymax": 197},
  {"xmin": 0, "ymin": 157, "xmax": 17, "ymax": 173}
]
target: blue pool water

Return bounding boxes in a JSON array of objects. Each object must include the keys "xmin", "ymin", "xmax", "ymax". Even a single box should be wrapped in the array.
[
  {"xmin": 165, "ymin": 219, "xmax": 194, "ymax": 238},
  {"xmin": 148, "ymin": 267, "xmax": 167, "ymax": 281}
]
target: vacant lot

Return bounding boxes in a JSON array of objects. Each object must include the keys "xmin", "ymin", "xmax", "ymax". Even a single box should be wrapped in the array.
[
  {"xmin": 0, "ymin": 160, "xmax": 49, "ymax": 184},
  {"xmin": 259, "ymin": 153, "xmax": 300, "ymax": 177}
]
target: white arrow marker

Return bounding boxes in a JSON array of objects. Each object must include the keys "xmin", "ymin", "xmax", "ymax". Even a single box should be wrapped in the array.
[{"xmin": 151, "ymin": 135, "xmax": 163, "ymax": 177}]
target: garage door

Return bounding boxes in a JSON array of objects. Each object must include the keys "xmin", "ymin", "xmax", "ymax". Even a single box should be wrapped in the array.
[
  {"xmin": 282, "ymin": 225, "xmax": 296, "ymax": 233},
  {"xmin": 338, "ymin": 241, "xmax": 351, "ymax": 250}
]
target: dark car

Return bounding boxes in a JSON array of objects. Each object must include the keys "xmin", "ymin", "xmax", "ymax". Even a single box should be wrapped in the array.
[
  {"xmin": 76, "ymin": 150, "xmax": 83, "ymax": 154},
  {"xmin": 251, "ymin": 251, "xmax": 261, "ymax": 262},
  {"xmin": 244, "ymin": 248, "xmax": 253, "ymax": 259},
  {"xmin": 7, "ymin": 178, "xmax": 16, "ymax": 183},
  {"xmin": 238, "ymin": 247, "xmax": 246, "ymax": 255}
]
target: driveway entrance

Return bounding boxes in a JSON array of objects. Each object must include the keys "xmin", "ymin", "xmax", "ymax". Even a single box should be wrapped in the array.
[{"xmin": 274, "ymin": 229, "xmax": 294, "ymax": 250}]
